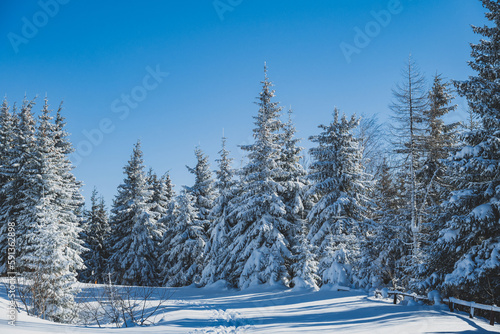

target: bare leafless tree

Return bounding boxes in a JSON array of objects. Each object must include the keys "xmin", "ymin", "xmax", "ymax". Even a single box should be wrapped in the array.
[
  {"xmin": 76, "ymin": 283, "xmax": 174, "ymax": 327},
  {"xmin": 357, "ymin": 114, "xmax": 386, "ymax": 176},
  {"xmin": 389, "ymin": 55, "xmax": 428, "ymax": 259}
]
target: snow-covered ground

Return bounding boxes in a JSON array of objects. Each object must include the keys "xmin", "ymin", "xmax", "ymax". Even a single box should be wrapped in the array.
[{"xmin": 0, "ymin": 282, "xmax": 498, "ymax": 333}]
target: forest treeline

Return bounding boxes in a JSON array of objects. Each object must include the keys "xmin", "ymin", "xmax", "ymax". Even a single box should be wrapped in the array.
[{"xmin": 1, "ymin": 0, "xmax": 499, "ymax": 323}]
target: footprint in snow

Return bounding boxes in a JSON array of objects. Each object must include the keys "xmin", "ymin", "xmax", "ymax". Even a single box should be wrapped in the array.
[
  {"xmin": 189, "ymin": 326, "xmax": 241, "ymax": 334},
  {"xmin": 209, "ymin": 309, "xmax": 253, "ymax": 330}
]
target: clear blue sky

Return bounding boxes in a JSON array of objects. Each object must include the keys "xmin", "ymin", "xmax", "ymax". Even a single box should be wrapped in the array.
[{"xmin": 0, "ymin": 0, "xmax": 488, "ymax": 206}]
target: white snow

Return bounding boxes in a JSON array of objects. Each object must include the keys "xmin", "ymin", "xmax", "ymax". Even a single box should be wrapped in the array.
[
  {"xmin": 442, "ymin": 228, "xmax": 460, "ymax": 242},
  {"xmin": 471, "ymin": 203, "xmax": 494, "ymax": 220},
  {"xmin": 1, "ymin": 283, "xmax": 498, "ymax": 333}
]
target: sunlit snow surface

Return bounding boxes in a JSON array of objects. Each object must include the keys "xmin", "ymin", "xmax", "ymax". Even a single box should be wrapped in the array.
[{"xmin": 0, "ymin": 282, "xmax": 498, "ymax": 333}]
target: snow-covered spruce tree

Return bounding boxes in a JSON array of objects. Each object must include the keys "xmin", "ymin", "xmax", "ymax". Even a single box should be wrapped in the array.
[
  {"xmin": 80, "ymin": 188, "xmax": 110, "ymax": 283},
  {"xmin": 307, "ymin": 108, "xmax": 370, "ymax": 287},
  {"xmin": 2, "ymin": 97, "xmax": 38, "ymax": 275},
  {"xmin": 25, "ymin": 196, "xmax": 79, "ymax": 322},
  {"xmin": 0, "ymin": 98, "xmax": 17, "ymax": 275},
  {"xmin": 51, "ymin": 100, "xmax": 86, "ymax": 273},
  {"xmin": 146, "ymin": 169, "xmax": 160, "ymax": 227},
  {"xmin": 147, "ymin": 169, "xmax": 167, "ymax": 221},
  {"xmin": 19, "ymin": 98, "xmax": 84, "ymax": 322},
  {"xmin": 279, "ymin": 110, "xmax": 308, "ymax": 226},
  {"xmin": 353, "ymin": 117, "xmax": 386, "ymax": 288},
  {"xmin": 292, "ymin": 219, "xmax": 320, "ymax": 289},
  {"xmin": 413, "ymin": 74, "xmax": 459, "ymax": 290},
  {"xmin": 145, "ymin": 169, "xmax": 172, "ymax": 246},
  {"xmin": 160, "ymin": 190, "xmax": 206, "ymax": 287},
  {"xmin": 278, "ymin": 109, "xmax": 308, "ymax": 218},
  {"xmin": 221, "ymin": 65, "xmax": 294, "ymax": 288},
  {"xmin": 53, "ymin": 102, "xmax": 85, "ymax": 216},
  {"xmin": 163, "ymin": 172, "xmax": 175, "ymax": 201},
  {"xmin": 185, "ymin": 148, "xmax": 216, "ymax": 233},
  {"xmin": 434, "ymin": 0, "xmax": 500, "ymax": 304},
  {"xmin": 201, "ymin": 137, "xmax": 237, "ymax": 285},
  {"xmin": 419, "ymin": 75, "xmax": 458, "ymax": 210},
  {"xmin": 370, "ymin": 158, "xmax": 412, "ymax": 289},
  {"xmin": 158, "ymin": 197, "xmax": 178, "ymax": 283},
  {"xmin": 107, "ymin": 141, "xmax": 161, "ymax": 286},
  {"xmin": 278, "ymin": 109, "xmax": 314, "ymax": 288},
  {"xmin": 149, "ymin": 171, "xmax": 174, "ymax": 218},
  {"xmin": 156, "ymin": 172, "xmax": 176, "ymax": 234},
  {"xmin": 389, "ymin": 56, "xmax": 428, "ymax": 275},
  {"xmin": 156, "ymin": 174, "xmax": 177, "ymax": 281}
]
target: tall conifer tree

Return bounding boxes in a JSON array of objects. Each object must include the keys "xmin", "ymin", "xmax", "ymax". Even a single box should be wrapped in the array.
[
  {"xmin": 307, "ymin": 109, "xmax": 369, "ymax": 287},
  {"xmin": 201, "ymin": 137, "xmax": 236, "ymax": 285},
  {"xmin": 80, "ymin": 189, "xmax": 110, "ymax": 283},
  {"xmin": 108, "ymin": 141, "xmax": 161, "ymax": 286},
  {"xmin": 0, "ymin": 98, "xmax": 16, "ymax": 274},
  {"xmin": 160, "ymin": 190, "xmax": 206, "ymax": 287},
  {"xmin": 186, "ymin": 148, "xmax": 216, "ymax": 233},
  {"xmin": 222, "ymin": 64, "xmax": 294, "ymax": 288},
  {"xmin": 435, "ymin": 0, "xmax": 500, "ymax": 304},
  {"xmin": 20, "ymin": 98, "xmax": 84, "ymax": 322}
]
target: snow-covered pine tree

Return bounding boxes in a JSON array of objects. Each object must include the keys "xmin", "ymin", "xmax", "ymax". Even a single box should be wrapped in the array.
[
  {"xmin": 389, "ymin": 56, "xmax": 428, "ymax": 276},
  {"xmin": 354, "ymin": 116, "xmax": 386, "ymax": 288},
  {"xmin": 307, "ymin": 108, "xmax": 369, "ymax": 287},
  {"xmin": 291, "ymin": 219, "xmax": 320, "ymax": 289},
  {"xmin": 19, "ymin": 97, "xmax": 84, "ymax": 322},
  {"xmin": 434, "ymin": 0, "xmax": 500, "ymax": 304},
  {"xmin": 52, "ymin": 102, "xmax": 85, "ymax": 214},
  {"xmin": 49, "ymin": 100, "xmax": 86, "ymax": 280},
  {"xmin": 278, "ymin": 109, "xmax": 308, "ymax": 214},
  {"xmin": 148, "ymin": 171, "xmax": 174, "ymax": 220},
  {"xmin": 370, "ymin": 158, "xmax": 412, "ymax": 289},
  {"xmin": 80, "ymin": 188, "xmax": 110, "ymax": 283},
  {"xmin": 279, "ymin": 110, "xmax": 308, "ymax": 230},
  {"xmin": 278, "ymin": 109, "xmax": 313, "ymax": 287},
  {"xmin": 221, "ymin": 65, "xmax": 294, "ymax": 288},
  {"xmin": 147, "ymin": 170, "xmax": 161, "ymax": 221},
  {"xmin": 107, "ymin": 141, "xmax": 161, "ymax": 286},
  {"xmin": 163, "ymin": 172, "xmax": 175, "ymax": 201},
  {"xmin": 185, "ymin": 148, "xmax": 216, "ymax": 233},
  {"xmin": 160, "ymin": 190, "xmax": 206, "ymax": 287},
  {"xmin": 4, "ymin": 97, "xmax": 38, "ymax": 275},
  {"xmin": 0, "ymin": 98, "xmax": 17, "ymax": 275},
  {"xmin": 54, "ymin": 102, "xmax": 75, "ymax": 156},
  {"xmin": 26, "ymin": 196, "xmax": 81, "ymax": 322},
  {"xmin": 156, "ymin": 174, "xmax": 177, "ymax": 283},
  {"xmin": 419, "ymin": 75, "xmax": 458, "ymax": 208},
  {"xmin": 201, "ymin": 136, "xmax": 237, "ymax": 286},
  {"xmin": 158, "ymin": 197, "xmax": 178, "ymax": 283},
  {"xmin": 156, "ymin": 172, "xmax": 176, "ymax": 239},
  {"xmin": 147, "ymin": 168, "xmax": 158, "ymax": 186},
  {"xmin": 0, "ymin": 98, "xmax": 14, "ymax": 197},
  {"xmin": 145, "ymin": 169, "xmax": 171, "ymax": 246},
  {"xmin": 413, "ymin": 74, "xmax": 459, "ymax": 290}
]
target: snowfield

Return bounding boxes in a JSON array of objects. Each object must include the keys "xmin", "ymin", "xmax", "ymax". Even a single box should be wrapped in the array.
[{"xmin": 0, "ymin": 283, "xmax": 498, "ymax": 333}]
